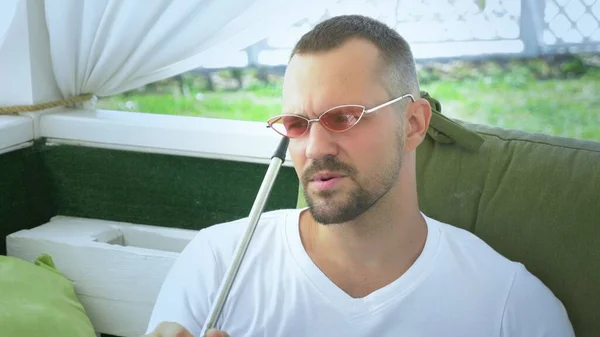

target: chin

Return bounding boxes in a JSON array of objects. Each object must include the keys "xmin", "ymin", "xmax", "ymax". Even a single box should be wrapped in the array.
[{"xmin": 306, "ymin": 193, "xmax": 367, "ymax": 225}]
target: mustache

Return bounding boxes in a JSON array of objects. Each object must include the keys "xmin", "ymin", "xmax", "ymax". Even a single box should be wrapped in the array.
[{"xmin": 301, "ymin": 156, "xmax": 356, "ymax": 183}]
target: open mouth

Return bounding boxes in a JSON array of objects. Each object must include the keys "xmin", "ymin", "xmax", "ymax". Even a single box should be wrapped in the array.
[{"xmin": 308, "ymin": 172, "xmax": 346, "ymax": 190}]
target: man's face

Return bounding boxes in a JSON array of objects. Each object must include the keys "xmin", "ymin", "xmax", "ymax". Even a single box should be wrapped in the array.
[{"xmin": 282, "ymin": 39, "xmax": 407, "ymax": 224}]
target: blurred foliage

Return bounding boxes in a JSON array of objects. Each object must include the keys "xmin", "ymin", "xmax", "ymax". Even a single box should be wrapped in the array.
[{"xmin": 97, "ymin": 54, "xmax": 600, "ymax": 142}]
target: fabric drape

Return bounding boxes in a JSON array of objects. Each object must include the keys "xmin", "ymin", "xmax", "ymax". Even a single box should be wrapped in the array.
[{"xmin": 44, "ymin": 0, "xmax": 321, "ymax": 99}]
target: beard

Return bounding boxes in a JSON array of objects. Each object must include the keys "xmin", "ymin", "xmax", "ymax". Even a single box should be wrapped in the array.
[{"xmin": 302, "ymin": 128, "xmax": 405, "ymax": 224}]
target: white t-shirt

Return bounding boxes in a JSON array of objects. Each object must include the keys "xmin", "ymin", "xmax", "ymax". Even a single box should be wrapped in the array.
[{"xmin": 146, "ymin": 208, "xmax": 574, "ymax": 337}]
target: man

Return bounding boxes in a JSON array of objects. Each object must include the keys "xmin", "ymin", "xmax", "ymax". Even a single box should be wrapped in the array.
[{"xmin": 145, "ymin": 15, "xmax": 574, "ymax": 337}]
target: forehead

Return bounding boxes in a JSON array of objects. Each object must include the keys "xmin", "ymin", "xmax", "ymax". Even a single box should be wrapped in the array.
[{"xmin": 282, "ymin": 39, "xmax": 386, "ymax": 114}]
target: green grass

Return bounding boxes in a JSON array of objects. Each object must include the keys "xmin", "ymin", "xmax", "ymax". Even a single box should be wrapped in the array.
[
  {"xmin": 425, "ymin": 69, "xmax": 600, "ymax": 142},
  {"xmin": 97, "ymin": 71, "xmax": 600, "ymax": 143},
  {"xmin": 98, "ymin": 91, "xmax": 283, "ymax": 121}
]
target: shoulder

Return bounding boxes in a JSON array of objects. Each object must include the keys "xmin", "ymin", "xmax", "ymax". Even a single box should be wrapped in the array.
[
  {"xmin": 200, "ymin": 208, "xmax": 295, "ymax": 238},
  {"xmin": 198, "ymin": 208, "xmax": 297, "ymax": 248},
  {"xmin": 424, "ymin": 215, "xmax": 574, "ymax": 336},
  {"xmin": 500, "ymin": 264, "xmax": 574, "ymax": 336},
  {"xmin": 184, "ymin": 208, "xmax": 301, "ymax": 268},
  {"xmin": 146, "ymin": 208, "xmax": 299, "ymax": 335},
  {"xmin": 425, "ymin": 214, "xmax": 518, "ymax": 273}
]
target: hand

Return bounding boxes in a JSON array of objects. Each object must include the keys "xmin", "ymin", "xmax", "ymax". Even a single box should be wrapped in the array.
[
  {"xmin": 143, "ymin": 322, "xmax": 193, "ymax": 337},
  {"xmin": 205, "ymin": 329, "xmax": 230, "ymax": 337},
  {"xmin": 143, "ymin": 322, "xmax": 230, "ymax": 337}
]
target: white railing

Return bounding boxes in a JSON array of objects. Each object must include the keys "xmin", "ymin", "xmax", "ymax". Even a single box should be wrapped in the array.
[
  {"xmin": 539, "ymin": 0, "xmax": 600, "ymax": 54},
  {"xmin": 205, "ymin": 0, "xmax": 600, "ymax": 69},
  {"xmin": 0, "ymin": 108, "xmax": 292, "ymax": 167}
]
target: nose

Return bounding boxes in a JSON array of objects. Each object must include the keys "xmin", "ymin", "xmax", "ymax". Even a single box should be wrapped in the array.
[{"xmin": 304, "ymin": 121, "xmax": 339, "ymax": 160}]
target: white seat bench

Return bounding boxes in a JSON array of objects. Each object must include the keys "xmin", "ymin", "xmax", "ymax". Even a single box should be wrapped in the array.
[{"xmin": 6, "ymin": 216, "xmax": 198, "ymax": 337}]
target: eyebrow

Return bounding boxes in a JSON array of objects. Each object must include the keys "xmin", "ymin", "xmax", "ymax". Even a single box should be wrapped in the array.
[
  {"xmin": 281, "ymin": 105, "xmax": 312, "ymax": 118},
  {"xmin": 280, "ymin": 108, "xmax": 307, "ymax": 118}
]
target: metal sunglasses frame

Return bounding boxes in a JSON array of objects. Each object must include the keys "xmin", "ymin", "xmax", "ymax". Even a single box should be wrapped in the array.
[{"xmin": 266, "ymin": 93, "xmax": 415, "ymax": 138}]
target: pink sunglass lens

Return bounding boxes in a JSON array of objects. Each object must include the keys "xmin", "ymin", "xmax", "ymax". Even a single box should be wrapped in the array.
[
  {"xmin": 268, "ymin": 106, "xmax": 364, "ymax": 138},
  {"xmin": 269, "ymin": 116, "xmax": 309, "ymax": 137},
  {"xmin": 321, "ymin": 106, "xmax": 364, "ymax": 131}
]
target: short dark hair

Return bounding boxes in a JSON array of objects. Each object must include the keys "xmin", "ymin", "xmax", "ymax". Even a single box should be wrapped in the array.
[{"xmin": 290, "ymin": 15, "xmax": 420, "ymax": 100}]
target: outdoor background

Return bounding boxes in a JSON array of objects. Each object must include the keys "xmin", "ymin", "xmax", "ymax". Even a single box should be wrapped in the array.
[{"xmin": 97, "ymin": 0, "xmax": 600, "ymax": 142}]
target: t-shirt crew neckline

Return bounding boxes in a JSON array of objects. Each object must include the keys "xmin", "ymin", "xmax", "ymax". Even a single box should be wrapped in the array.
[{"xmin": 283, "ymin": 207, "xmax": 442, "ymax": 319}]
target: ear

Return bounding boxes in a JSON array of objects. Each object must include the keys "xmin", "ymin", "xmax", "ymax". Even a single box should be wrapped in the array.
[{"xmin": 404, "ymin": 98, "xmax": 432, "ymax": 152}]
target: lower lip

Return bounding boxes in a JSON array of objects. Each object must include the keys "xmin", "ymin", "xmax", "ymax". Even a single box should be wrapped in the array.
[{"xmin": 310, "ymin": 177, "xmax": 344, "ymax": 190}]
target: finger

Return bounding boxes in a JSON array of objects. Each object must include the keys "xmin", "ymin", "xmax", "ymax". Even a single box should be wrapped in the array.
[
  {"xmin": 205, "ymin": 328, "xmax": 230, "ymax": 337},
  {"xmin": 151, "ymin": 321, "xmax": 194, "ymax": 337}
]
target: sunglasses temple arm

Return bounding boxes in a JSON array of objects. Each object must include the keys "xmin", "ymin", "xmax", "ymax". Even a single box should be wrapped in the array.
[
  {"xmin": 200, "ymin": 136, "xmax": 289, "ymax": 336},
  {"xmin": 365, "ymin": 94, "xmax": 414, "ymax": 113}
]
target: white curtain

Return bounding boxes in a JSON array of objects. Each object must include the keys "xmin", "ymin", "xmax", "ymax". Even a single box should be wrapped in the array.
[
  {"xmin": 0, "ymin": 0, "xmax": 21, "ymax": 50},
  {"xmin": 44, "ymin": 0, "xmax": 324, "ymax": 100}
]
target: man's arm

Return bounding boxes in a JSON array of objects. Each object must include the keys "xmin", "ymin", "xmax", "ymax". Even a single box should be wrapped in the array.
[
  {"xmin": 146, "ymin": 229, "xmax": 222, "ymax": 337},
  {"xmin": 501, "ymin": 264, "xmax": 575, "ymax": 337}
]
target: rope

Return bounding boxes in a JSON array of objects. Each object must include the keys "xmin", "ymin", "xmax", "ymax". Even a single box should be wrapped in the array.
[{"xmin": 0, "ymin": 93, "xmax": 94, "ymax": 115}]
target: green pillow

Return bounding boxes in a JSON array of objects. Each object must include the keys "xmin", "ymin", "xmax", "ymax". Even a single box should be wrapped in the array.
[{"xmin": 0, "ymin": 254, "xmax": 96, "ymax": 337}]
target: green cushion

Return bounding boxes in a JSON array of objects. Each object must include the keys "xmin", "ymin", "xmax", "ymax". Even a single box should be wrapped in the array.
[
  {"xmin": 0, "ymin": 254, "xmax": 96, "ymax": 337},
  {"xmin": 297, "ymin": 94, "xmax": 600, "ymax": 337}
]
